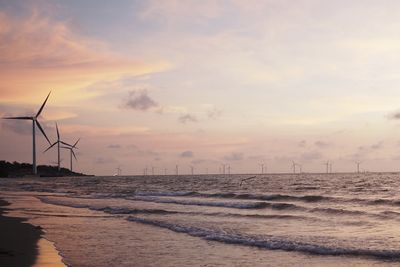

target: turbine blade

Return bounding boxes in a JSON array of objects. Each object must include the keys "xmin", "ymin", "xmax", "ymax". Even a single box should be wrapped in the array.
[
  {"xmin": 3, "ymin": 116, "xmax": 33, "ymax": 120},
  {"xmin": 36, "ymin": 120, "xmax": 51, "ymax": 145},
  {"xmin": 72, "ymin": 150, "xmax": 77, "ymax": 161},
  {"xmin": 73, "ymin": 138, "xmax": 80, "ymax": 148},
  {"xmin": 36, "ymin": 91, "xmax": 51, "ymax": 118},
  {"xmin": 43, "ymin": 142, "xmax": 57, "ymax": 153},
  {"xmin": 56, "ymin": 122, "xmax": 60, "ymax": 140},
  {"xmin": 60, "ymin": 141, "xmax": 73, "ymax": 147}
]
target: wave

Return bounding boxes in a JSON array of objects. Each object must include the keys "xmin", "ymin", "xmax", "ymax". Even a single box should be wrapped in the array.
[
  {"xmin": 40, "ymin": 195, "xmax": 399, "ymax": 222},
  {"xmin": 135, "ymin": 191, "xmax": 195, "ymax": 197},
  {"xmin": 96, "ymin": 207, "xmax": 310, "ymax": 221},
  {"xmin": 38, "ymin": 196, "xmax": 311, "ymax": 221},
  {"xmin": 311, "ymin": 207, "xmax": 365, "ymax": 216},
  {"xmin": 129, "ymin": 196, "xmax": 307, "ymax": 210},
  {"xmin": 133, "ymin": 191, "xmax": 400, "ymax": 210},
  {"xmin": 367, "ymin": 199, "xmax": 400, "ymax": 206},
  {"xmin": 128, "ymin": 216, "xmax": 400, "ymax": 260},
  {"xmin": 130, "ymin": 196, "xmax": 270, "ymax": 209},
  {"xmin": 133, "ymin": 191, "xmax": 331, "ymax": 203}
]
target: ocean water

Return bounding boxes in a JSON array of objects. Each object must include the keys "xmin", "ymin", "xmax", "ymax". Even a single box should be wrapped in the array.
[{"xmin": 1, "ymin": 173, "xmax": 400, "ymax": 266}]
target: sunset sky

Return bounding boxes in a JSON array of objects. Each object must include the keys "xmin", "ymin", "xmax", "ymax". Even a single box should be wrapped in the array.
[{"xmin": 2, "ymin": 0, "xmax": 400, "ymax": 175}]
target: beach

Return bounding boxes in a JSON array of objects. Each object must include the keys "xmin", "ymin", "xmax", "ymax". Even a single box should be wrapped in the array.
[
  {"xmin": 0, "ymin": 198, "xmax": 65, "ymax": 267},
  {"xmin": 0, "ymin": 199, "xmax": 41, "ymax": 267}
]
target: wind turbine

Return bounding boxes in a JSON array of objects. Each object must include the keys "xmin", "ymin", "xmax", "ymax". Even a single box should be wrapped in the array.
[
  {"xmin": 298, "ymin": 163, "xmax": 303, "ymax": 173},
  {"xmin": 61, "ymin": 138, "xmax": 79, "ymax": 172},
  {"xmin": 43, "ymin": 122, "xmax": 72, "ymax": 171},
  {"xmin": 259, "ymin": 163, "xmax": 265, "ymax": 174},
  {"xmin": 221, "ymin": 164, "xmax": 226, "ymax": 175},
  {"xmin": 324, "ymin": 161, "xmax": 330, "ymax": 174},
  {"xmin": 355, "ymin": 161, "xmax": 361, "ymax": 173},
  {"xmin": 3, "ymin": 92, "xmax": 52, "ymax": 175},
  {"xmin": 116, "ymin": 166, "xmax": 122, "ymax": 176},
  {"xmin": 190, "ymin": 165, "xmax": 194, "ymax": 175},
  {"xmin": 227, "ymin": 164, "xmax": 231, "ymax": 175},
  {"xmin": 175, "ymin": 165, "xmax": 179, "ymax": 175},
  {"xmin": 291, "ymin": 161, "xmax": 296, "ymax": 174}
]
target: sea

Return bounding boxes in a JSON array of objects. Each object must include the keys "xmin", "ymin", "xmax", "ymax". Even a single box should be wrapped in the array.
[{"xmin": 1, "ymin": 173, "xmax": 400, "ymax": 266}]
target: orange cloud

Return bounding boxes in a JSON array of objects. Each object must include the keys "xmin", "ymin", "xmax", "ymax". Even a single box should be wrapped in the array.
[{"xmin": 0, "ymin": 11, "xmax": 170, "ymax": 104}]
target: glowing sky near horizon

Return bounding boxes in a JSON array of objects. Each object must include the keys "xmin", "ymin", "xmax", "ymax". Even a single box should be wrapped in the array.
[{"xmin": 2, "ymin": 0, "xmax": 400, "ymax": 175}]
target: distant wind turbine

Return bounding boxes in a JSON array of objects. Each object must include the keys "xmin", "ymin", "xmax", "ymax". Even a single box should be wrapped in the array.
[
  {"xmin": 190, "ymin": 165, "xmax": 194, "ymax": 175},
  {"xmin": 291, "ymin": 161, "xmax": 297, "ymax": 174},
  {"xmin": 227, "ymin": 164, "xmax": 231, "ymax": 175},
  {"xmin": 259, "ymin": 163, "xmax": 265, "ymax": 174},
  {"xmin": 43, "ymin": 122, "xmax": 72, "ymax": 171},
  {"xmin": 324, "ymin": 161, "xmax": 330, "ymax": 174},
  {"xmin": 221, "ymin": 164, "xmax": 226, "ymax": 175},
  {"xmin": 298, "ymin": 163, "xmax": 303, "ymax": 173},
  {"xmin": 3, "ymin": 92, "xmax": 52, "ymax": 175},
  {"xmin": 116, "ymin": 166, "xmax": 122, "ymax": 176},
  {"xmin": 175, "ymin": 165, "xmax": 179, "ymax": 175},
  {"xmin": 355, "ymin": 161, "xmax": 361, "ymax": 173},
  {"xmin": 61, "ymin": 138, "xmax": 80, "ymax": 172}
]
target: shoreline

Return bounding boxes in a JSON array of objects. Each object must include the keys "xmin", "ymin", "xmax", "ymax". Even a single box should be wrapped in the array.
[
  {"xmin": 0, "ymin": 198, "xmax": 66, "ymax": 267},
  {"xmin": 0, "ymin": 198, "xmax": 42, "ymax": 267}
]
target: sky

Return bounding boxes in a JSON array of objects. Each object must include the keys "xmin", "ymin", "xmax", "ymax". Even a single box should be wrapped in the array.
[{"xmin": 2, "ymin": 0, "xmax": 400, "ymax": 175}]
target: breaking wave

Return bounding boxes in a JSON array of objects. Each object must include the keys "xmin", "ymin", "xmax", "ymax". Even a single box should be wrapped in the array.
[{"xmin": 128, "ymin": 217, "xmax": 400, "ymax": 260}]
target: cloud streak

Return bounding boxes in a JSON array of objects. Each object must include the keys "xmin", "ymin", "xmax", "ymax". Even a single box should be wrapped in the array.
[{"xmin": 178, "ymin": 114, "xmax": 198, "ymax": 124}]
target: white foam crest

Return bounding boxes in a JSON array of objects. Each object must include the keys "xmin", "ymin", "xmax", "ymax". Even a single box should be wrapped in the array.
[
  {"xmin": 128, "ymin": 217, "xmax": 400, "ymax": 259},
  {"xmin": 134, "ymin": 191, "xmax": 194, "ymax": 197},
  {"xmin": 129, "ymin": 196, "xmax": 268, "ymax": 209}
]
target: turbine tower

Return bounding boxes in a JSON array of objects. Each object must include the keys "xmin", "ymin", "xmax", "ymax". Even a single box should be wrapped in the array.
[
  {"xmin": 190, "ymin": 165, "xmax": 194, "ymax": 175},
  {"xmin": 298, "ymin": 163, "xmax": 303, "ymax": 173},
  {"xmin": 291, "ymin": 161, "xmax": 296, "ymax": 174},
  {"xmin": 221, "ymin": 164, "xmax": 226, "ymax": 175},
  {"xmin": 259, "ymin": 163, "xmax": 265, "ymax": 174},
  {"xmin": 324, "ymin": 161, "xmax": 330, "ymax": 174},
  {"xmin": 227, "ymin": 164, "xmax": 231, "ymax": 175},
  {"xmin": 3, "ymin": 92, "xmax": 52, "ymax": 175},
  {"xmin": 61, "ymin": 138, "xmax": 80, "ymax": 172},
  {"xmin": 43, "ymin": 122, "xmax": 72, "ymax": 171},
  {"xmin": 355, "ymin": 161, "xmax": 361, "ymax": 173},
  {"xmin": 116, "ymin": 166, "xmax": 122, "ymax": 176},
  {"xmin": 175, "ymin": 165, "xmax": 179, "ymax": 175}
]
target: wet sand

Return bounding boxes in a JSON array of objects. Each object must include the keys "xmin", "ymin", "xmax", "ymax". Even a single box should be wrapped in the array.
[
  {"xmin": 0, "ymin": 198, "xmax": 66, "ymax": 267},
  {"xmin": 0, "ymin": 199, "xmax": 41, "ymax": 267}
]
